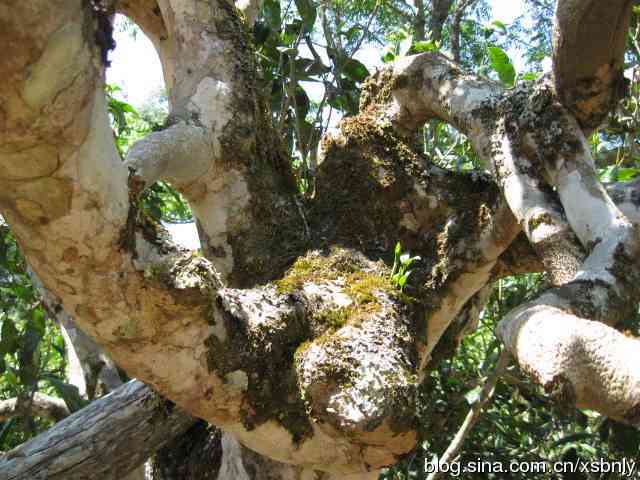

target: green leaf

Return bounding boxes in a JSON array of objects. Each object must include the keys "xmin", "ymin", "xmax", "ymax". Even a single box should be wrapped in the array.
[
  {"xmin": 392, "ymin": 242, "xmax": 401, "ymax": 276},
  {"xmin": 282, "ymin": 21, "xmax": 302, "ymax": 45},
  {"xmin": 399, "ymin": 32, "xmax": 413, "ymax": 56},
  {"xmin": 0, "ymin": 318, "xmax": 19, "ymax": 355},
  {"xmin": 294, "ymin": 0, "xmax": 316, "ymax": 33},
  {"xmin": 407, "ymin": 40, "xmax": 439, "ymax": 55},
  {"xmin": 490, "ymin": 20, "xmax": 507, "ymax": 34},
  {"xmin": 520, "ymin": 72, "xmax": 542, "ymax": 82},
  {"xmin": 32, "ymin": 307, "xmax": 46, "ymax": 338},
  {"xmin": 45, "ymin": 376, "xmax": 88, "ymax": 413},
  {"xmin": 616, "ymin": 167, "xmax": 638, "ymax": 182},
  {"xmin": 531, "ymin": 51, "xmax": 547, "ymax": 62},
  {"xmin": 262, "ymin": 0, "xmax": 281, "ymax": 29},
  {"xmin": 381, "ymin": 51, "xmax": 396, "ymax": 63},
  {"xmin": 341, "ymin": 25, "xmax": 362, "ymax": 42},
  {"xmin": 465, "ymin": 386, "xmax": 482, "ymax": 405},
  {"xmin": 487, "ymin": 46, "xmax": 516, "ymax": 87},
  {"xmin": 598, "ymin": 165, "xmax": 617, "ymax": 182},
  {"xmin": 341, "ymin": 58, "xmax": 369, "ymax": 83},
  {"xmin": 5, "ymin": 367, "xmax": 18, "ymax": 386}
]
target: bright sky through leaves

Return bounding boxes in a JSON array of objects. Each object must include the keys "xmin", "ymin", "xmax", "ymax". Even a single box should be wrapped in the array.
[{"xmin": 107, "ymin": 0, "xmax": 527, "ymax": 109}]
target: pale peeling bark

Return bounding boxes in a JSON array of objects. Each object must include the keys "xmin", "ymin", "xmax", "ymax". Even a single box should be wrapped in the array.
[
  {"xmin": 490, "ymin": 82, "xmax": 640, "ymax": 424},
  {"xmin": 375, "ymin": 54, "xmax": 585, "ymax": 285},
  {"xmin": 489, "ymin": 81, "xmax": 588, "ymax": 285},
  {"xmin": 498, "ymin": 301, "xmax": 640, "ymax": 424},
  {"xmin": 0, "ymin": 0, "xmax": 253, "ymax": 464},
  {"xmin": 494, "ymin": 79, "xmax": 640, "ymax": 423},
  {"xmin": 368, "ymin": 51, "xmax": 640, "ymax": 424},
  {"xmin": 553, "ymin": 0, "xmax": 632, "ymax": 130},
  {"xmin": 32, "ymin": 270, "xmax": 124, "ymax": 398}
]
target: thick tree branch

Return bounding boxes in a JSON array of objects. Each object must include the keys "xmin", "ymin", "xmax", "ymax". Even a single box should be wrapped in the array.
[
  {"xmin": 489, "ymin": 78, "xmax": 640, "ymax": 422},
  {"xmin": 489, "ymin": 83, "xmax": 587, "ymax": 285},
  {"xmin": 368, "ymin": 53, "xmax": 502, "ymax": 141},
  {"xmin": 125, "ymin": 123, "xmax": 215, "ymax": 190},
  {"xmin": 364, "ymin": 55, "xmax": 585, "ymax": 285},
  {"xmin": 0, "ymin": 380, "xmax": 194, "ymax": 480},
  {"xmin": 117, "ymin": 0, "xmax": 167, "ymax": 42},
  {"xmin": 498, "ymin": 301, "xmax": 640, "ymax": 424},
  {"xmin": 451, "ymin": 0, "xmax": 477, "ymax": 63},
  {"xmin": 4, "ymin": 1, "xmax": 640, "ymax": 476},
  {"xmin": 553, "ymin": 0, "xmax": 633, "ymax": 130},
  {"xmin": 366, "ymin": 51, "xmax": 640, "ymax": 423}
]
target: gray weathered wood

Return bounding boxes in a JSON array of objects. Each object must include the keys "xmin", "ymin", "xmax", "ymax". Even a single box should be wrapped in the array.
[{"xmin": 0, "ymin": 380, "xmax": 194, "ymax": 480}]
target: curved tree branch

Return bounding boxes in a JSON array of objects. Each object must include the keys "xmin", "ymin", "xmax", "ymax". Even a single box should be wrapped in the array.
[
  {"xmin": 553, "ymin": 0, "xmax": 633, "ymax": 130},
  {"xmin": 366, "ymin": 55, "xmax": 585, "ymax": 285},
  {"xmin": 366, "ymin": 51, "xmax": 640, "ymax": 425}
]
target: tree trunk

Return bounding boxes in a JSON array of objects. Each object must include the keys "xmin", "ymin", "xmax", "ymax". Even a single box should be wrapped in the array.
[{"xmin": 429, "ymin": 0, "xmax": 454, "ymax": 41}]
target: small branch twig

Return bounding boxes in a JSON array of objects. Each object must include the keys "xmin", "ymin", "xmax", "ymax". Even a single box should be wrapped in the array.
[
  {"xmin": 426, "ymin": 350, "xmax": 510, "ymax": 480},
  {"xmin": 349, "ymin": 1, "xmax": 380, "ymax": 56}
]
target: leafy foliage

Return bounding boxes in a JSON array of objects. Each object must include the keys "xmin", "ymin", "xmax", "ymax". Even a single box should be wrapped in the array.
[
  {"xmin": 0, "ymin": 221, "xmax": 71, "ymax": 450},
  {"xmin": 390, "ymin": 242, "xmax": 421, "ymax": 292},
  {"xmin": 487, "ymin": 45, "xmax": 516, "ymax": 87}
]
